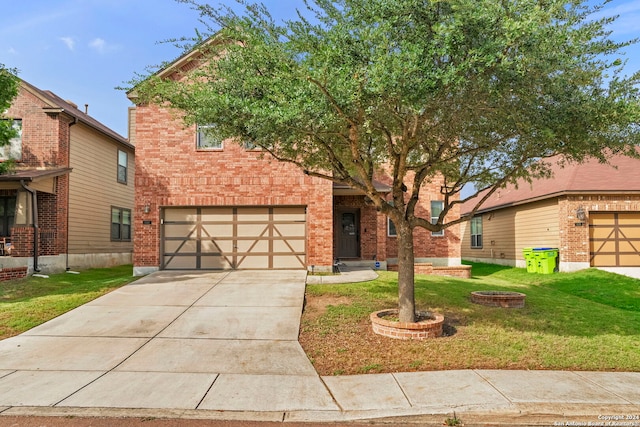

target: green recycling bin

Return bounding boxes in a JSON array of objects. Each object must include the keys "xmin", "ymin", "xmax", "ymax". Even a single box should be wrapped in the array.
[
  {"xmin": 534, "ymin": 248, "xmax": 558, "ymax": 274},
  {"xmin": 522, "ymin": 248, "xmax": 536, "ymax": 273}
]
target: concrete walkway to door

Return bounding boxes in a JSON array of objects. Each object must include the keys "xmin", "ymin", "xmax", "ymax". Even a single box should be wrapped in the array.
[{"xmin": 0, "ymin": 270, "xmax": 338, "ymax": 414}]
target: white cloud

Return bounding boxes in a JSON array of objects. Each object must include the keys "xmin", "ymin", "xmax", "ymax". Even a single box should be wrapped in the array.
[
  {"xmin": 7, "ymin": 47, "xmax": 16, "ymax": 55},
  {"xmin": 60, "ymin": 36, "xmax": 75, "ymax": 51},
  {"xmin": 88, "ymin": 37, "xmax": 120, "ymax": 54},
  {"xmin": 89, "ymin": 37, "xmax": 106, "ymax": 53}
]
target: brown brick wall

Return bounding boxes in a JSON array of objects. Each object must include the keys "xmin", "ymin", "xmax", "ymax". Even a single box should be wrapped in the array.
[
  {"xmin": 6, "ymin": 87, "xmax": 61, "ymax": 167},
  {"xmin": 0, "ymin": 267, "xmax": 28, "ymax": 282}
]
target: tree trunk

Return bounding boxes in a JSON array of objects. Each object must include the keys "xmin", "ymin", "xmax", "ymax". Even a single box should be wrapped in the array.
[{"xmin": 397, "ymin": 224, "xmax": 416, "ymax": 323}]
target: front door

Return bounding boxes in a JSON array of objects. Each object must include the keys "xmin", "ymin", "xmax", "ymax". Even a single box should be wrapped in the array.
[{"xmin": 337, "ymin": 209, "xmax": 360, "ymax": 258}]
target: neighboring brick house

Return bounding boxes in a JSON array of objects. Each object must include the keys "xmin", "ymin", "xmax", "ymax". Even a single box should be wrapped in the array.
[
  {"xmin": 129, "ymin": 49, "xmax": 462, "ymax": 275},
  {"xmin": 0, "ymin": 79, "xmax": 135, "ymax": 278},
  {"xmin": 460, "ymin": 153, "xmax": 640, "ymax": 272}
]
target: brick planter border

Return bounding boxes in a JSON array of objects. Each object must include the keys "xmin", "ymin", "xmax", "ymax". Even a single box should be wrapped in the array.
[
  {"xmin": 470, "ymin": 291, "xmax": 526, "ymax": 308},
  {"xmin": 370, "ymin": 309, "xmax": 444, "ymax": 340}
]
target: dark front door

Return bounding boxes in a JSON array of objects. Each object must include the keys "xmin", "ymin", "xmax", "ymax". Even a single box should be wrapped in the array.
[{"xmin": 337, "ymin": 210, "xmax": 360, "ymax": 258}]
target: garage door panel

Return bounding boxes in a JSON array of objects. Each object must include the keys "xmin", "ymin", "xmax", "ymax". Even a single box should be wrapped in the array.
[
  {"xmin": 200, "ymin": 239, "xmax": 228, "ymax": 252},
  {"xmin": 201, "ymin": 256, "xmax": 233, "ymax": 269},
  {"xmin": 275, "ymin": 223, "xmax": 305, "ymax": 237},
  {"xmin": 237, "ymin": 208, "xmax": 270, "ymax": 221},
  {"xmin": 162, "ymin": 206, "xmax": 306, "ymax": 270},
  {"xmin": 618, "ymin": 241, "xmax": 640, "ymax": 252},
  {"xmin": 590, "ymin": 213, "xmax": 616, "ymax": 225},
  {"xmin": 237, "ymin": 239, "xmax": 269, "ymax": 252},
  {"xmin": 273, "ymin": 255, "xmax": 306, "ymax": 269},
  {"xmin": 237, "ymin": 223, "xmax": 268, "ymax": 236},
  {"xmin": 590, "ymin": 228, "xmax": 614, "ymax": 239},
  {"xmin": 165, "ymin": 240, "xmax": 198, "ymax": 253},
  {"xmin": 164, "ymin": 255, "xmax": 197, "ymax": 269},
  {"xmin": 619, "ymin": 254, "xmax": 640, "ymax": 265},
  {"xmin": 201, "ymin": 208, "xmax": 233, "ymax": 220},
  {"xmin": 273, "ymin": 239, "xmax": 305, "ymax": 252},
  {"xmin": 617, "ymin": 214, "xmax": 640, "ymax": 225},
  {"xmin": 202, "ymin": 224, "xmax": 233, "ymax": 237},
  {"xmin": 238, "ymin": 256, "xmax": 269, "ymax": 269},
  {"xmin": 275, "ymin": 207, "xmax": 306, "ymax": 221},
  {"xmin": 165, "ymin": 224, "xmax": 197, "ymax": 237}
]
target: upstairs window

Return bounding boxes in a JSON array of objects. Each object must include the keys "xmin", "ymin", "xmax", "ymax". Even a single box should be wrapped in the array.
[
  {"xmin": 197, "ymin": 124, "xmax": 223, "ymax": 150},
  {"xmin": 387, "ymin": 218, "xmax": 397, "ymax": 237},
  {"xmin": 111, "ymin": 207, "xmax": 131, "ymax": 241},
  {"xmin": 471, "ymin": 216, "xmax": 483, "ymax": 248},
  {"xmin": 431, "ymin": 200, "xmax": 444, "ymax": 236},
  {"xmin": 117, "ymin": 149, "xmax": 128, "ymax": 184},
  {"xmin": 0, "ymin": 119, "xmax": 22, "ymax": 161}
]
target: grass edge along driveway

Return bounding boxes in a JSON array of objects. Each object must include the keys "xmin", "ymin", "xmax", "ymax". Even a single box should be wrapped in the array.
[{"xmin": 0, "ymin": 264, "xmax": 137, "ymax": 339}]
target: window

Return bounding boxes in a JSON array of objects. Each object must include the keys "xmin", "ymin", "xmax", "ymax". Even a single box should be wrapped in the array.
[
  {"xmin": 111, "ymin": 207, "xmax": 131, "ymax": 241},
  {"xmin": 197, "ymin": 124, "xmax": 223, "ymax": 149},
  {"xmin": 431, "ymin": 200, "xmax": 444, "ymax": 236},
  {"xmin": 0, "ymin": 119, "xmax": 22, "ymax": 161},
  {"xmin": 117, "ymin": 150, "xmax": 128, "ymax": 184},
  {"xmin": 0, "ymin": 197, "xmax": 16, "ymax": 236},
  {"xmin": 387, "ymin": 218, "xmax": 397, "ymax": 237},
  {"xmin": 470, "ymin": 216, "xmax": 483, "ymax": 248},
  {"xmin": 241, "ymin": 138, "xmax": 257, "ymax": 150}
]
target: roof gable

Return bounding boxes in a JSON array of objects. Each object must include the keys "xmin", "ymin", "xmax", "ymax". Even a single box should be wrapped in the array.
[{"xmin": 19, "ymin": 79, "xmax": 133, "ymax": 150}]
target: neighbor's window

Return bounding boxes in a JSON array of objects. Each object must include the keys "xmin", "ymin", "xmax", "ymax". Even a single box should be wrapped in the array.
[
  {"xmin": 431, "ymin": 200, "xmax": 444, "ymax": 236},
  {"xmin": 387, "ymin": 218, "xmax": 397, "ymax": 237},
  {"xmin": 117, "ymin": 149, "xmax": 128, "ymax": 184},
  {"xmin": 0, "ymin": 119, "xmax": 22, "ymax": 161},
  {"xmin": 197, "ymin": 124, "xmax": 223, "ymax": 149},
  {"xmin": 0, "ymin": 196, "xmax": 16, "ymax": 236},
  {"xmin": 111, "ymin": 207, "xmax": 131, "ymax": 241},
  {"xmin": 471, "ymin": 215, "xmax": 483, "ymax": 248}
]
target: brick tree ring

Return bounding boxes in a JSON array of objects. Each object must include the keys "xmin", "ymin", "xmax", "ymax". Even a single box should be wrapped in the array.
[
  {"xmin": 470, "ymin": 291, "xmax": 526, "ymax": 308},
  {"xmin": 370, "ymin": 309, "xmax": 444, "ymax": 340}
]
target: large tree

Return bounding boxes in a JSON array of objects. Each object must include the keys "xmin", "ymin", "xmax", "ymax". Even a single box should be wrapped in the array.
[
  {"xmin": 131, "ymin": 0, "xmax": 640, "ymax": 322},
  {"xmin": 0, "ymin": 64, "xmax": 19, "ymax": 173}
]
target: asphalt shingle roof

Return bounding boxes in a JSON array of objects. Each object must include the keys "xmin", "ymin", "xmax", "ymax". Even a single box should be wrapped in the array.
[{"xmin": 462, "ymin": 152, "xmax": 640, "ymax": 214}]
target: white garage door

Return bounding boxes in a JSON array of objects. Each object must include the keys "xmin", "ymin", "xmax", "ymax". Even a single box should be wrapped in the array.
[
  {"xmin": 162, "ymin": 206, "xmax": 306, "ymax": 270},
  {"xmin": 590, "ymin": 212, "xmax": 640, "ymax": 267}
]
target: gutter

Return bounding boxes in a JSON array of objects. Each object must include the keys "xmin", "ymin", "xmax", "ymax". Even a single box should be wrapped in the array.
[{"xmin": 20, "ymin": 180, "xmax": 40, "ymax": 272}]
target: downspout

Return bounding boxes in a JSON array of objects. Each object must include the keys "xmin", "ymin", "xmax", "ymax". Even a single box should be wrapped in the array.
[
  {"xmin": 66, "ymin": 117, "xmax": 77, "ymax": 271},
  {"xmin": 20, "ymin": 180, "xmax": 39, "ymax": 272}
]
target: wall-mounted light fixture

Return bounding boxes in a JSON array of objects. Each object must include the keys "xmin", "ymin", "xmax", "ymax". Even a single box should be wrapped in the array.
[
  {"xmin": 575, "ymin": 206, "xmax": 586, "ymax": 221},
  {"xmin": 143, "ymin": 204, "xmax": 150, "ymax": 214}
]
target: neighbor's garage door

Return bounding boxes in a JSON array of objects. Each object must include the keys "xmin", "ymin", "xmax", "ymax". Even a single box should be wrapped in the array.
[
  {"xmin": 162, "ymin": 207, "xmax": 306, "ymax": 270},
  {"xmin": 590, "ymin": 212, "xmax": 640, "ymax": 267}
]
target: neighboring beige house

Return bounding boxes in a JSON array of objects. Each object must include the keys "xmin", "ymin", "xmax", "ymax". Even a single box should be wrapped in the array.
[
  {"xmin": 0, "ymin": 79, "xmax": 134, "ymax": 278},
  {"xmin": 460, "ymin": 153, "xmax": 640, "ymax": 272}
]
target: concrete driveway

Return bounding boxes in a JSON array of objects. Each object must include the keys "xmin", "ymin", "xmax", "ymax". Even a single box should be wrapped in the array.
[
  {"xmin": 0, "ymin": 270, "xmax": 338, "ymax": 413},
  {"xmin": 597, "ymin": 267, "xmax": 640, "ymax": 280}
]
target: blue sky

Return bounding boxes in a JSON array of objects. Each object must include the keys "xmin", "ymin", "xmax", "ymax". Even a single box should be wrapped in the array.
[{"xmin": 1, "ymin": 0, "xmax": 639, "ymax": 138}]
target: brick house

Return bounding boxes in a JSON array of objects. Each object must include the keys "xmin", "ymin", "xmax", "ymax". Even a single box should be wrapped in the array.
[
  {"xmin": 0, "ymin": 79, "xmax": 135, "ymax": 278},
  {"xmin": 460, "ymin": 153, "xmax": 640, "ymax": 271},
  {"xmin": 129, "ymin": 48, "xmax": 463, "ymax": 275}
]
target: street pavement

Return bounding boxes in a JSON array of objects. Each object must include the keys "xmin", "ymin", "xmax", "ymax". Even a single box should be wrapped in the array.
[{"xmin": 0, "ymin": 268, "xmax": 639, "ymax": 426}]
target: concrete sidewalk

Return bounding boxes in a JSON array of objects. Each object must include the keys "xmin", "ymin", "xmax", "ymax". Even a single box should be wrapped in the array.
[{"xmin": 0, "ymin": 269, "xmax": 639, "ymax": 425}]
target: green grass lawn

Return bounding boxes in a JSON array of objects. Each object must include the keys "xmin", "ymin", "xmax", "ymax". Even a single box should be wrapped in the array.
[
  {"xmin": 0, "ymin": 265, "xmax": 137, "ymax": 339},
  {"xmin": 301, "ymin": 262, "xmax": 640, "ymax": 374}
]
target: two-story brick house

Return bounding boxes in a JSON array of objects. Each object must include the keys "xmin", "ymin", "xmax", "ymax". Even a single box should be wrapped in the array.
[
  {"xmin": 129, "ymin": 47, "xmax": 462, "ymax": 276},
  {"xmin": 0, "ymin": 79, "xmax": 135, "ymax": 277}
]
